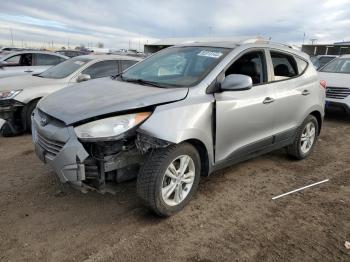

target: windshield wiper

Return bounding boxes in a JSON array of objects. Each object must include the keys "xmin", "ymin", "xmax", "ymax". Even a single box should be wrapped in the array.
[{"xmin": 123, "ymin": 78, "xmax": 166, "ymax": 88}]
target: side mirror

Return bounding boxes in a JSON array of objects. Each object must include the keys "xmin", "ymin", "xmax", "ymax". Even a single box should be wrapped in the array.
[
  {"xmin": 221, "ymin": 74, "xmax": 253, "ymax": 91},
  {"xmin": 77, "ymin": 74, "xmax": 91, "ymax": 82}
]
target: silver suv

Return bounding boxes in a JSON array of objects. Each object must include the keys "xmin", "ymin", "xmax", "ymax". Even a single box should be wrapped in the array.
[{"xmin": 32, "ymin": 39, "xmax": 325, "ymax": 216}]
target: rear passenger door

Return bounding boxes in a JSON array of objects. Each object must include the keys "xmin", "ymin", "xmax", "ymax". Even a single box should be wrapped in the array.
[{"xmin": 266, "ymin": 50, "xmax": 311, "ymax": 140}]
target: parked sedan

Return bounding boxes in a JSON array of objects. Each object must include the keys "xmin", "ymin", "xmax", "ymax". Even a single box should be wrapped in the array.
[
  {"xmin": 0, "ymin": 54, "xmax": 141, "ymax": 136},
  {"xmin": 0, "ymin": 51, "xmax": 68, "ymax": 78},
  {"xmin": 318, "ymin": 55, "xmax": 350, "ymax": 113}
]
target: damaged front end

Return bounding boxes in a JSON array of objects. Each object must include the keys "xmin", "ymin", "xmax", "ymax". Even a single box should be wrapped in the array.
[{"xmin": 32, "ymin": 108, "xmax": 172, "ymax": 193}]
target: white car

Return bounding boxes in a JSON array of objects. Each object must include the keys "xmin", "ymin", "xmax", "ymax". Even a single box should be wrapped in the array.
[
  {"xmin": 0, "ymin": 54, "xmax": 142, "ymax": 135},
  {"xmin": 318, "ymin": 55, "xmax": 350, "ymax": 113},
  {"xmin": 0, "ymin": 51, "xmax": 68, "ymax": 78}
]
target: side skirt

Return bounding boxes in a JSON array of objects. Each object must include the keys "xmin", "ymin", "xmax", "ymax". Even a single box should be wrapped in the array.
[{"xmin": 211, "ymin": 129, "xmax": 296, "ymax": 173}]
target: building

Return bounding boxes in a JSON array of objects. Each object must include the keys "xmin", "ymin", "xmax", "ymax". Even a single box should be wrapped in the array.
[{"xmin": 302, "ymin": 42, "xmax": 350, "ymax": 56}]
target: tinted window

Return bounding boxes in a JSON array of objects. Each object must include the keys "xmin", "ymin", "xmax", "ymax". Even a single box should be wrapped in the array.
[
  {"xmin": 318, "ymin": 56, "xmax": 336, "ymax": 68},
  {"xmin": 270, "ymin": 52, "xmax": 298, "ymax": 80},
  {"xmin": 35, "ymin": 54, "xmax": 63, "ymax": 66},
  {"xmin": 320, "ymin": 58, "xmax": 350, "ymax": 74},
  {"xmin": 38, "ymin": 57, "xmax": 91, "ymax": 79},
  {"xmin": 225, "ymin": 51, "xmax": 267, "ymax": 85},
  {"xmin": 82, "ymin": 60, "xmax": 118, "ymax": 79},
  {"xmin": 121, "ymin": 60, "xmax": 138, "ymax": 71},
  {"xmin": 122, "ymin": 46, "xmax": 230, "ymax": 87}
]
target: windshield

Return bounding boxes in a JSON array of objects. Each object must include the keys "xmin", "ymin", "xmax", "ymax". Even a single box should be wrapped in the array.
[
  {"xmin": 320, "ymin": 58, "xmax": 350, "ymax": 73},
  {"xmin": 121, "ymin": 46, "xmax": 231, "ymax": 87},
  {"xmin": 38, "ymin": 57, "xmax": 92, "ymax": 79}
]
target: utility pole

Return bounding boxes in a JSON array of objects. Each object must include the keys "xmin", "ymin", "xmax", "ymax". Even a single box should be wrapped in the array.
[
  {"xmin": 10, "ymin": 28, "xmax": 14, "ymax": 46},
  {"xmin": 302, "ymin": 32, "xmax": 306, "ymax": 44}
]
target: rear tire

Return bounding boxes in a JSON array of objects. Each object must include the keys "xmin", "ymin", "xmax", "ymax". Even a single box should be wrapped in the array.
[
  {"xmin": 137, "ymin": 143, "xmax": 201, "ymax": 217},
  {"xmin": 287, "ymin": 115, "xmax": 318, "ymax": 160}
]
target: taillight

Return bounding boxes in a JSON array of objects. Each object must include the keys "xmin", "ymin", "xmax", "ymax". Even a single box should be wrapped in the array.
[{"xmin": 320, "ymin": 80, "xmax": 327, "ymax": 89}]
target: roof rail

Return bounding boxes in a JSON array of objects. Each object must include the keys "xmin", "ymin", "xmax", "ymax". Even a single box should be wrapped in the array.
[{"xmin": 239, "ymin": 38, "xmax": 300, "ymax": 51}]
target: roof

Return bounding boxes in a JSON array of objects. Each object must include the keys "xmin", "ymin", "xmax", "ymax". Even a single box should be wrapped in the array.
[
  {"xmin": 0, "ymin": 50, "xmax": 68, "ymax": 60},
  {"xmin": 75, "ymin": 54, "xmax": 143, "ymax": 61},
  {"xmin": 146, "ymin": 36, "xmax": 264, "ymax": 47},
  {"xmin": 340, "ymin": 54, "xmax": 350, "ymax": 58}
]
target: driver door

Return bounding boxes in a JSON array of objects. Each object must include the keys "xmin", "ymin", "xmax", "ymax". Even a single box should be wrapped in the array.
[{"xmin": 214, "ymin": 49, "xmax": 276, "ymax": 163}]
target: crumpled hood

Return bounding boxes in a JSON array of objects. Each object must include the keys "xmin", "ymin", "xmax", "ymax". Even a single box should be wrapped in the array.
[
  {"xmin": 0, "ymin": 74, "xmax": 61, "ymax": 91},
  {"xmin": 38, "ymin": 77, "xmax": 188, "ymax": 125},
  {"xmin": 318, "ymin": 72, "xmax": 350, "ymax": 88}
]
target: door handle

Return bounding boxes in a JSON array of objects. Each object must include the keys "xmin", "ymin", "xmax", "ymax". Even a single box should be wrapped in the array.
[
  {"xmin": 24, "ymin": 70, "xmax": 33, "ymax": 73},
  {"xmin": 301, "ymin": 89, "xmax": 310, "ymax": 96},
  {"xmin": 263, "ymin": 97, "xmax": 275, "ymax": 104}
]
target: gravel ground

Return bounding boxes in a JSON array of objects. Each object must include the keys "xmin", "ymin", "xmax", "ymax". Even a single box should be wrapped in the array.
[{"xmin": 0, "ymin": 110, "xmax": 349, "ymax": 262}]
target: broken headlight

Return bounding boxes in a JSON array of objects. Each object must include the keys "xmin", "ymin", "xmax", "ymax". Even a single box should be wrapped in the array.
[
  {"xmin": 0, "ymin": 90, "xmax": 22, "ymax": 99},
  {"xmin": 74, "ymin": 112, "xmax": 151, "ymax": 141}
]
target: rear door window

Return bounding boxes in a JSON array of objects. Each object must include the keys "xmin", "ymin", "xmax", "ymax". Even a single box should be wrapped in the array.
[
  {"xmin": 82, "ymin": 60, "xmax": 118, "ymax": 79},
  {"xmin": 270, "ymin": 51, "xmax": 298, "ymax": 81}
]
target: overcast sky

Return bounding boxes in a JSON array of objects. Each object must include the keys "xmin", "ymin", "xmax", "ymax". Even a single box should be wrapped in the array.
[{"xmin": 1, "ymin": 0, "xmax": 350, "ymax": 50}]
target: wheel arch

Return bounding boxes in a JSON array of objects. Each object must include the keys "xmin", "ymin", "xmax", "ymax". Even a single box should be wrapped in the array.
[
  {"xmin": 183, "ymin": 139, "xmax": 210, "ymax": 177},
  {"xmin": 309, "ymin": 110, "xmax": 323, "ymax": 135}
]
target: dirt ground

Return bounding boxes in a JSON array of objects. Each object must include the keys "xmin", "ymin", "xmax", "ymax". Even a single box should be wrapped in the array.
[{"xmin": 0, "ymin": 110, "xmax": 349, "ymax": 262}]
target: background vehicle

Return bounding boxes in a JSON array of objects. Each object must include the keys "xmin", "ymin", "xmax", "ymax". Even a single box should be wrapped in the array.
[
  {"xmin": 0, "ymin": 51, "xmax": 68, "ymax": 78},
  {"xmin": 311, "ymin": 55, "xmax": 337, "ymax": 70},
  {"xmin": 55, "ymin": 49, "xmax": 91, "ymax": 58},
  {"xmin": 318, "ymin": 55, "xmax": 350, "ymax": 113},
  {"xmin": 0, "ymin": 54, "xmax": 141, "ymax": 136},
  {"xmin": 32, "ymin": 40, "xmax": 325, "ymax": 216}
]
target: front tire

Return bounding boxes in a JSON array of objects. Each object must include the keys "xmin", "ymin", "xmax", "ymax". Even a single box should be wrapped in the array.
[
  {"xmin": 137, "ymin": 143, "xmax": 201, "ymax": 216},
  {"xmin": 287, "ymin": 115, "xmax": 319, "ymax": 160}
]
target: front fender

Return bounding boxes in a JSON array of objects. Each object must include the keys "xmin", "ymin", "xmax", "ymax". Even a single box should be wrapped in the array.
[{"xmin": 138, "ymin": 95, "xmax": 215, "ymax": 165}]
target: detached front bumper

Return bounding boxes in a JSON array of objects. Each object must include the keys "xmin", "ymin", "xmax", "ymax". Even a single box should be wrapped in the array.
[
  {"xmin": 32, "ymin": 109, "xmax": 89, "ymax": 186},
  {"xmin": 0, "ymin": 99, "xmax": 24, "ymax": 134}
]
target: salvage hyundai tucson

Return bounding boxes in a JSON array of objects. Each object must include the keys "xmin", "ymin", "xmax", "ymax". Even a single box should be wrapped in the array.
[{"xmin": 32, "ymin": 39, "xmax": 325, "ymax": 216}]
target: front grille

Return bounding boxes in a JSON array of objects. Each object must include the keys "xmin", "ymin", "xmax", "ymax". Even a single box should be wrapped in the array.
[
  {"xmin": 37, "ymin": 132, "xmax": 65, "ymax": 159},
  {"xmin": 0, "ymin": 99, "xmax": 15, "ymax": 108},
  {"xmin": 326, "ymin": 86, "xmax": 350, "ymax": 100}
]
